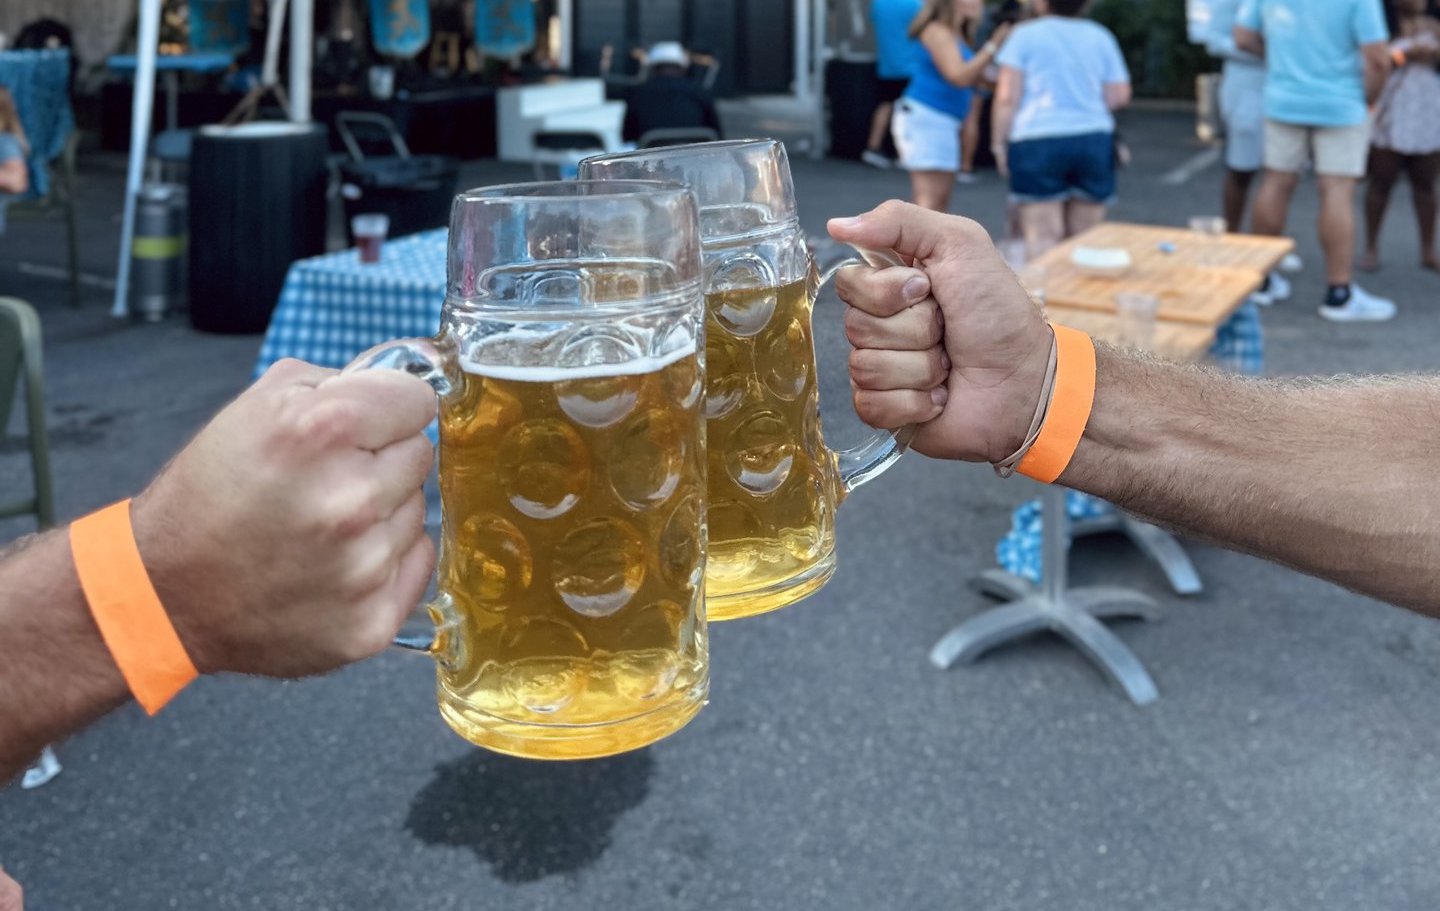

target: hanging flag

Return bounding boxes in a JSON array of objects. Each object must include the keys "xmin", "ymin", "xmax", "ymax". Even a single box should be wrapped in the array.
[
  {"xmin": 475, "ymin": 0, "xmax": 536, "ymax": 59},
  {"xmin": 189, "ymin": 0, "xmax": 250, "ymax": 57},
  {"xmin": 370, "ymin": 0, "xmax": 432, "ymax": 59}
]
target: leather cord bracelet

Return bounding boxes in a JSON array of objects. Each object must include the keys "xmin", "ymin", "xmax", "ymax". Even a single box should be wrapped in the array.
[{"xmin": 992, "ymin": 325, "xmax": 1098, "ymax": 484}]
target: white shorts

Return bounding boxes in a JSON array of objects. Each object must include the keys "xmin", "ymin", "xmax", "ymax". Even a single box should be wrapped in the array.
[
  {"xmin": 1219, "ymin": 63, "xmax": 1265, "ymax": 172},
  {"xmin": 1265, "ymin": 119, "xmax": 1372, "ymax": 178},
  {"xmin": 892, "ymin": 97, "xmax": 962, "ymax": 173}
]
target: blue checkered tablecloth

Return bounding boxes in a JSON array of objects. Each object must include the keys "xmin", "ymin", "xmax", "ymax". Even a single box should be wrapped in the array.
[
  {"xmin": 996, "ymin": 301, "xmax": 1264, "ymax": 581},
  {"xmin": 254, "ymin": 229, "xmax": 448, "ymax": 378}
]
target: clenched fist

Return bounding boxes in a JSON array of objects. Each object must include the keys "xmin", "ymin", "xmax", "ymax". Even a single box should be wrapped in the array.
[
  {"xmin": 133, "ymin": 359, "xmax": 438, "ymax": 677},
  {"xmin": 831, "ymin": 201, "xmax": 1052, "ymax": 464}
]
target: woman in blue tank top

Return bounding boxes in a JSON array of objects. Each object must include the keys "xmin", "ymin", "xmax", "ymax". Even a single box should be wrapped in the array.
[{"xmin": 891, "ymin": 0, "xmax": 1010, "ymax": 211}]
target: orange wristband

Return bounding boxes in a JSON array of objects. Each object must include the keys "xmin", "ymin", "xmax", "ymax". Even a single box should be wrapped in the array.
[
  {"xmin": 1017, "ymin": 325, "xmax": 1097, "ymax": 484},
  {"xmin": 70, "ymin": 500, "xmax": 197, "ymax": 715},
  {"xmin": 1393, "ymin": 47, "xmax": 1408, "ymax": 67}
]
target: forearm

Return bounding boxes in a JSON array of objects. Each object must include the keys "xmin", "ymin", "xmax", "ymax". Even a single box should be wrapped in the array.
[
  {"xmin": 941, "ymin": 54, "xmax": 994, "ymax": 89},
  {"xmin": 1060, "ymin": 349, "xmax": 1440, "ymax": 614},
  {"xmin": 1365, "ymin": 63, "xmax": 1388, "ymax": 103},
  {"xmin": 0, "ymin": 529, "xmax": 128, "ymax": 783},
  {"xmin": 1234, "ymin": 27, "xmax": 1264, "ymax": 57},
  {"xmin": 991, "ymin": 98, "xmax": 1017, "ymax": 148}
]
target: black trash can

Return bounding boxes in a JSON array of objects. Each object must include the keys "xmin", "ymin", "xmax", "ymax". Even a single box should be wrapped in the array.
[
  {"xmin": 188, "ymin": 122, "xmax": 328, "ymax": 334},
  {"xmin": 335, "ymin": 112, "xmax": 458, "ymax": 242}
]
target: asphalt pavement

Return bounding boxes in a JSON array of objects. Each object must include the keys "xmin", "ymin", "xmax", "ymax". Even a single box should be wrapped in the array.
[{"xmin": 4, "ymin": 107, "xmax": 1440, "ymax": 910}]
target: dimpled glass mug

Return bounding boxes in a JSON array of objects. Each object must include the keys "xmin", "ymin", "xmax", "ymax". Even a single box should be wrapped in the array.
[
  {"xmin": 348, "ymin": 181, "xmax": 709, "ymax": 760},
  {"xmin": 580, "ymin": 140, "xmax": 910, "ymax": 620}
]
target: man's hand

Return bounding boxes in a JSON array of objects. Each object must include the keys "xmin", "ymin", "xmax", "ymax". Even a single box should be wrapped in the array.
[
  {"xmin": 133, "ymin": 359, "xmax": 438, "ymax": 678},
  {"xmin": 830, "ymin": 201, "xmax": 1051, "ymax": 464}
]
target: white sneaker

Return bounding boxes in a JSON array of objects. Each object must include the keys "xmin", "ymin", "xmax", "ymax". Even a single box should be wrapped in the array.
[
  {"xmin": 1319, "ymin": 284, "xmax": 1397, "ymax": 322},
  {"xmin": 1280, "ymin": 252, "xmax": 1303, "ymax": 273},
  {"xmin": 861, "ymin": 149, "xmax": 893, "ymax": 169},
  {"xmin": 1267, "ymin": 272, "xmax": 1292, "ymax": 302},
  {"xmin": 955, "ymin": 170, "xmax": 980, "ymax": 184}
]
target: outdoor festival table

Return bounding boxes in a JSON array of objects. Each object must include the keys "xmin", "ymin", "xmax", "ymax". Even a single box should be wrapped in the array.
[
  {"xmin": 930, "ymin": 222, "xmax": 1294, "ymax": 705},
  {"xmin": 254, "ymin": 228, "xmax": 448, "ymax": 377}
]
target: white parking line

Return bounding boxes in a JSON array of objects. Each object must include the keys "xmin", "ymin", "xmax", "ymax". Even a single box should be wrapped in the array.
[
  {"xmin": 16, "ymin": 262, "xmax": 117, "ymax": 289},
  {"xmin": 1160, "ymin": 147, "xmax": 1223, "ymax": 185}
]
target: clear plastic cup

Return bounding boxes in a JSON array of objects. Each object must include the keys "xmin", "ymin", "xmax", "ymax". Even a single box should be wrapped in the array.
[
  {"xmin": 351, "ymin": 213, "xmax": 390, "ymax": 264},
  {"xmin": 1116, "ymin": 292, "xmax": 1159, "ymax": 350},
  {"xmin": 1188, "ymin": 215, "xmax": 1228, "ymax": 266}
]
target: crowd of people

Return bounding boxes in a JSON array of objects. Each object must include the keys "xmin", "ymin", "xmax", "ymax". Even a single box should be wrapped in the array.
[{"xmin": 868, "ymin": 0, "xmax": 1437, "ymax": 323}]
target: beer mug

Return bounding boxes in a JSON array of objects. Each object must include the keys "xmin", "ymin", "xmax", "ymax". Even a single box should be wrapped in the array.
[
  {"xmin": 580, "ymin": 140, "xmax": 910, "ymax": 620},
  {"xmin": 348, "ymin": 181, "xmax": 709, "ymax": 759}
]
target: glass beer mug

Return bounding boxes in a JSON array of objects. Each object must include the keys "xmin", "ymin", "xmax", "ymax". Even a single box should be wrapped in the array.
[
  {"xmin": 349, "ymin": 181, "xmax": 709, "ymax": 760},
  {"xmin": 580, "ymin": 140, "xmax": 910, "ymax": 620}
]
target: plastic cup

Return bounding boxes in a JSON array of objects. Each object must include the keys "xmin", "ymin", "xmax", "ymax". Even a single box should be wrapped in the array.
[
  {"xmin": 352, "ymin": 213, "xmax": 389, "ymax": 264},
  {"xmin": 1115, "ymin": 292, "xmax": 1159, "ymax": 350},
  {"xmin": 1188, "ymin": 215, "xmax": 1228, "ymax": 267}
]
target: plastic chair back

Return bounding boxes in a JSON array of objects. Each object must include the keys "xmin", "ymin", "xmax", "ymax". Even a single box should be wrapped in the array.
[{"xmin": 0, "ymin": 297, "xmax": 55, "ymax": 528}]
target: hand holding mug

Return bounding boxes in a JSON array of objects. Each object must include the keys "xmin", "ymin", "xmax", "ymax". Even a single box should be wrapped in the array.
[{"xmin": 829, "ymin": 201, "xmax": 1051, "ymax": 464}]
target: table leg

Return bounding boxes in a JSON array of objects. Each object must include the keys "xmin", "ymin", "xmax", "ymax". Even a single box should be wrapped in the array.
[
  {"xmin": 968, "ymin": 568, "xmax": 1036, "ymax": 602},
  {"xmin": 1119, "ymin": 516, "xmax": 1203, "ymax": 595},
  {"xmin": 930, "ymin": 598, "xmax": 1053, "ymax": 669},
  {"xmin": 1071, "ymin": 511, "xmax": 1203, "ymax": 596},
  {"xmin": 939, "ymin": 486, "xmax": 1164, "ymax": 706},
  {"xmin": 1051, "ymin": 611, "xmax": 1159, "ymax": 706},
  {"xmin": 165, "ymin": 70, "xmax": 180, "ymax": 133}
]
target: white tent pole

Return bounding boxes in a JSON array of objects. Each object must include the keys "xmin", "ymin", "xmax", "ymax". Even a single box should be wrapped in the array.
[
  {"xmin": 111, "ymin": 0, "xmax": 163, "ymax": 319},
  {"xmin": 289, "ymin": 0, "xmax": 313, "ymax": 122},
  {"xmin": 262, "ymin": 0, "xmax": 290, "ymax": 89}
]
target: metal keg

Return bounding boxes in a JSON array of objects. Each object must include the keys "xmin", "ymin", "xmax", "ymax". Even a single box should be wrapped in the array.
[{"xmin": 131, "ymin": 182, "xmax": 187, "ymax": 322}]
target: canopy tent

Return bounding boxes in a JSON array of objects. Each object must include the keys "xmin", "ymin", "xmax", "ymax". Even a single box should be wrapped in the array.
[{"xmin": 111, "ymin": 0, "xmax": 314, "ymax": 318}]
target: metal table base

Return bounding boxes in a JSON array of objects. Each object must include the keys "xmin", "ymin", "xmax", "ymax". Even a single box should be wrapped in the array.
[
  {"xmin": 930, "ymin": 486, "xmax": 1164, "ymax": 706},
  {"xmin": 1072, "ymin": 512, "xmax": 1202, "ymax": 596}
]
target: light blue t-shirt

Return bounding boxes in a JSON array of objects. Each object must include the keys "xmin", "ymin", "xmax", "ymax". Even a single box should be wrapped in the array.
[
  {"xmin": 1235, "ymin": 0, "xmax": 1389, "ymax": 127},
  {"xmin": 872, "ymin": 0, "xmax": 923, "ymax": 80},
  {"xmin": 996, "ymin": 17, "xmax": 1131, "ymax": 142}
]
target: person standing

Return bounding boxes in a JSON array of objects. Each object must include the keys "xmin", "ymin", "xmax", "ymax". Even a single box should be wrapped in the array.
[
  {"xmin": 1236, "ymin": 0, "xmax": 1396, "ymax": 322},
  {"xmin": 0, "ymin": 87, "xmax": 31, "ymax": 235},
  {"xmin": 1359, "ymin": 0, "xmax": 1440, "ymax": 273},
  {"xmin": 990, "ymin": 0, "xmax": 1131, "ymax": 257},
  {"xmin": 864, "ymin": 0, "xmax": 924, "ymax": 168},
  {"xmin": 1202, "ymin": 0, "xmax": 1304, "ymax": 304},
  {"xmin": 892, "ymin": 0, "xmax": 1009, "ymax": 211}
]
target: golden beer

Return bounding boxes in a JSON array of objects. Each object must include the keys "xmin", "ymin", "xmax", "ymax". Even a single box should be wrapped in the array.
[
  {"xmin": 432, "ymin": 347, "xmax": 708, "ymax": 760},
  {"xmin": 703, "ymin": 276, "xmax": 845, "ymax": 620}
]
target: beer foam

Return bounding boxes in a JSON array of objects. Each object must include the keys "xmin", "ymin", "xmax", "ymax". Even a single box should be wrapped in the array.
[{"xmin": 460, "ymin": 340, "xmax": 696, "ymax": 382}]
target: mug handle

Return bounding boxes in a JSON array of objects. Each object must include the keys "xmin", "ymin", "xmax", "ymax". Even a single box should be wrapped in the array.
[
  {"xmin": 343, "ymin": 337, "xmax": 463, "ymax": 663},
  {"xmin": 816, "ymin": 246, "xmax": 918, "ymax": 493}
]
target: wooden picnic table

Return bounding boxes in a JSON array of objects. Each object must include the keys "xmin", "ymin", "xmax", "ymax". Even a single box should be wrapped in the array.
[
  {"xmin": 1028, "ymin": 222, "xmax": 1294, "ymax": 360},
  {"xmin": 931, "ymin": 222, "xmax": 1294, "ymax": 705}
]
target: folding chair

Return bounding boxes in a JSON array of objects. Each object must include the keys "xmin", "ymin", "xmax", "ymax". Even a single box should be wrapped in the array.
[
  {"xmin": 0, "ymin": 297, "xmax": 62, "ymax": 788},
  {"xmin": 9, "ymin": 132, "xmax": 81, "ymax": 308}
]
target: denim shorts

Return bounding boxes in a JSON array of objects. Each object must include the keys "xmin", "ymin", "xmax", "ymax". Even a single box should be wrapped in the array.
[{"xmin": 1008, "ymin": 131, "xmax": 1116, "ymax": 204}]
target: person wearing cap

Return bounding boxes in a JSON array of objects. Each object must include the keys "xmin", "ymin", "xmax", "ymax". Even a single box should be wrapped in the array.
[
  {"xmin": 621, "ymin": 41, "xmax": 723, "ymax": 145},
  {"xmin": 831, "ymin": 199, "xmax": 1440, "ymax": 616}
]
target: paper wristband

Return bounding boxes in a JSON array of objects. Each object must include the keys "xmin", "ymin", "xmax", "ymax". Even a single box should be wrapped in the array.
[
  {"xmin": 70, "ymin": 500, "xmax": 197, "ymax": 715},
  {"xmin": 1016, "ymin": 325, "xmax": 1097, "ymax": 484}
]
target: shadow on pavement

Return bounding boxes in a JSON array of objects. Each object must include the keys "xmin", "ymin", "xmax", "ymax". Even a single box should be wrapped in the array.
[{"xmin": 405, "ymin": 748, "xmax": 654, "ymax": 883}]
